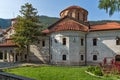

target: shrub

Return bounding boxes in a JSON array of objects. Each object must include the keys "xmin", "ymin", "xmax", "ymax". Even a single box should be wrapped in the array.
[
  {"xmin": 94, "ymin": 66, "xmax": 103, "ymax": 76},
  {"xmin": 87, "ymin": 66, "xmax": 95, "ymax": 72},
  {"xmin": 87, "ymin": 66, "xmax": 103, "ymax": 76}
]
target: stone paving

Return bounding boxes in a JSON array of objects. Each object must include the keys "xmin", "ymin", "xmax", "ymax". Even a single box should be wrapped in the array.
[{"xmin": 0, "ymin": 62, "xmax": 41, "ymax": 69}]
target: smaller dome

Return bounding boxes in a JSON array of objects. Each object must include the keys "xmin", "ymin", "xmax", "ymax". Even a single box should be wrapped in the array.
[{"xmin": 60, "ymin": 6, "xmax": 88, "ymax": 22}]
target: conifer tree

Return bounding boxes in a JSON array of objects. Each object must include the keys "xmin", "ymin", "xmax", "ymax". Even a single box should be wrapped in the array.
[{"xmin": 13, "ymin": 3, "xmax": 42, "ymax": 61}]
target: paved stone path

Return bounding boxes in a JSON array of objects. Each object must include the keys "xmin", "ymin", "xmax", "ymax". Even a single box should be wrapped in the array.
[{"xmin": 0, "ymin": 62, "xmax": 41, "ymax": 69}]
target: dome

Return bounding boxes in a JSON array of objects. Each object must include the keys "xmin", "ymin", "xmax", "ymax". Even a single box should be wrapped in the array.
[{"xmin": 60, "ymin": 6, "xmax": 88, "ymax": 22}]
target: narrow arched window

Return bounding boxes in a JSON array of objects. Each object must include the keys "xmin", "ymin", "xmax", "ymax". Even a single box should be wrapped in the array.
[
  {"xmin": 115, "ymin": 55, "xmax": 120, "ymax": 61},
  {"xmin": 63, "ymin": 55, "xmax": 66, "ymax": 60},
  {"xmin": 42, "ymin": 40, "xmax": 45, "ymax": 47},
  {"xmin": 93, "ymin": 55, "xmax": 97, "ymax": 61},
  {"xmin": 62, "ymin": 38, "xmax": 66, "ymax": 45},
  {"xmin": 116, "ymin": 37, "xmax": 120, "ymax": 45},
  {"xmin": 77, "ymin": 12, "xmax": 79, "ymax": 20},
  {"xmin": 93, "ymin": 38, "xmax": 97, "ymax": 46},
  {"xmin": 81, "ymin": 38, "xmax": 84, "ymax": 46},
  {"xmin": 81, "ymin": 55, "xmax": 84, "ymax": 61}
]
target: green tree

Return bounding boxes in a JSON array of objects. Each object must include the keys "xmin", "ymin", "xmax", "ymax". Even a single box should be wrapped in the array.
[
  {"xmin": 13, "ymin": 3, "xmax": 43, "ymax": 61},
  {"xmin": 99, "ymin": 0, "xmax": 120, "ymax": 16}
]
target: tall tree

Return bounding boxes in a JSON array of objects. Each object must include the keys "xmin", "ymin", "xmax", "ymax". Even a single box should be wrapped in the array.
[
  {"xmin": 99, "ymin": 0, "xmax": 120, "ymax": 16},
  {"xmin": 13, "ymin": 3, "xmax": 42, "ymax": 61}
]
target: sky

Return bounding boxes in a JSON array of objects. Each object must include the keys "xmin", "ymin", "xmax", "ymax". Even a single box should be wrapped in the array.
[{"xmin": 0, "ymin": 0, "xmax": 120, "ymax": 21}]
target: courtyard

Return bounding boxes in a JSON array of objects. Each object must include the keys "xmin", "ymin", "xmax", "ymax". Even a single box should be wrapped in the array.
[{"xmin": 2, "ymin": 65, "xmax": 120, "ymax": 80}]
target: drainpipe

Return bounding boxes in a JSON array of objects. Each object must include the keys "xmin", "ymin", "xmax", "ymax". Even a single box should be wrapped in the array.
[
  {"xmin": 85, "ymin": 22, "xmax": 90, "ymax": 65},
  {"xmin": 48, "ymin": 36, "xmax": 51, "ymax": 64},
  {"xmin": 85, "ymin": 33, "xmax": 88, "ymax": 66}
]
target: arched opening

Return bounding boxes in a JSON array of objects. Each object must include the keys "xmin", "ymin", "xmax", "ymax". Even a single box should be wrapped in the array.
[
  {"xmin": 77, "ymin": 12, "xmax": 79, "ymax": 20},
  {"xmin": 115, "ymin": 55, "xmax": 120, "ymax": 61},
  {"xmin": 93, "ymin": 38, "xmax": 97, "ymax": 46},
  {"xmin": 93, "ymin": 55, "xmax": 97, "ymax": 61},
  {"xmin": 0, "ymin": 51, "xmax": 3, "ymax": 59},
  {"xmin": 62, "ymin": 55, "xmax": 66, "ymax": 60}
]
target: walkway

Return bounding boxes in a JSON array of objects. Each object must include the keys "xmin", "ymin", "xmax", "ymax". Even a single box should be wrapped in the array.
[{"xmin": 0, "ymin": 62, "xmax": 41, "ymax": 69}]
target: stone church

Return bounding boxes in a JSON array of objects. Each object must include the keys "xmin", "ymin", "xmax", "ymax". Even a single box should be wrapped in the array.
[{"xmin": 0, "ymin": 5, "xmax": 120, "ymax": 65}]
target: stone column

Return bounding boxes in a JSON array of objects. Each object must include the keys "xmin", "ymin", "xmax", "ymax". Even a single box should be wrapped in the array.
[
  {"xmin": 10, "ymin": 52, "xmax": 14, "ymax": 62},
  {"xmin": 7, "ymin": 51, "xmax": 10, "ymax": 62},
  {"xmin": 14, "ymin": 52, "xmax": 16, "ymax": 62}
]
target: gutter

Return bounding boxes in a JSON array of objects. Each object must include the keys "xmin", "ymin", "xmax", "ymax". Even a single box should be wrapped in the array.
[
  {"xmin": 85, "ymin": 32, "xmax": 88, "ymax": 65},
  {"xmin": 48, "ymin": 36, "xmax": 51, "ymax": 64},
  {"xmin": 85, "ymin": 22, "xmax": 90, "ymax": 65}
]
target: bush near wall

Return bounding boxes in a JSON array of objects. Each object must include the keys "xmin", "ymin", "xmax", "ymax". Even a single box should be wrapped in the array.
[{"xmin": 87, "ymin": 66, "xmax": 103, "ymax": 76}]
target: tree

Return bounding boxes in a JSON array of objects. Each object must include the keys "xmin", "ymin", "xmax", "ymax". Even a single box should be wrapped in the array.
[
  {"xmin": 99, "ymin": 0, "xmax": 120, "ymax": 16},
  {"xmin": 13, "ymin": 3, "xmax": 43, "ymax": 61}
]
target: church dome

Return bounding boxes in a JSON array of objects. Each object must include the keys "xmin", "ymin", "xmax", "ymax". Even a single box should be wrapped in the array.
[{"xmin": 60, "ymin": 6, "xmax": 88, "ymax": 22}]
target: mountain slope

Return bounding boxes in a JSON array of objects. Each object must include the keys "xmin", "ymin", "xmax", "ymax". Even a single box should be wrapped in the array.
[
  {"xmin": 39, "ymin": 15, "xmax": 59, "ymax": 29},
  {"xmin": 0, "ymin": 16, "xmax": 120, "ymax": 29},
  {"xmin": 0, "ymin": 19, "xmax": 11, "ymax": 29}
]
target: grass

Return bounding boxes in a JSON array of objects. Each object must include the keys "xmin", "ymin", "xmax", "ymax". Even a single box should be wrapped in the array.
[{"xmin": 3, "ymin": 65, "xmax": 118, "ymax": 80}]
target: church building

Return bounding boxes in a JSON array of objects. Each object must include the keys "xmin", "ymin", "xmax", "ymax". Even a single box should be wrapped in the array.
[
  {"xmin": 42, "ymin": 6, "xmax": 120, "ymax": 65},
  {"xmin": 0, "ymin": 5, "xmax": 120, "ymax": 66}
]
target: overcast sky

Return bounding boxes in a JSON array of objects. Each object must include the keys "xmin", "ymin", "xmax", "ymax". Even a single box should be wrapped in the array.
[{"xmin": 0, "ymin": 0, "xmax": 119, "ymax": 21}]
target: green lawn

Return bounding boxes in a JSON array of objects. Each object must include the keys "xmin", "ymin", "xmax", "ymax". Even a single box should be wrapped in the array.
[{"xmin": 3, "ymin": 65, "xmax": 118, "ymax": 80}]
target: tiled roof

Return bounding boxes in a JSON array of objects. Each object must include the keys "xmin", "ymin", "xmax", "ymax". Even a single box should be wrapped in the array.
[
  {"xmin": 42, "ymin": 29, "xmax": 50, "ymax": 34},
  {"xmin": 0, "ymin": 39, "xmax": 16, "ymax": 47},
  {"xmin": 44, "ymin": 20, "xmax": 88, "ymax": 33},
  {"xmin": 42, "ymin": 20, "xmax": 120, "ymax": 34},
  {"xmin": 90, "ymin": 22, "xmax": 120, "ymax": 31}
]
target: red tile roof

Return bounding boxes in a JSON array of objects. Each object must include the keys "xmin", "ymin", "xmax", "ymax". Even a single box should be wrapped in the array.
[
  {"xmin": 90, "ymin": 22, "xmax": 120, "ymax": 31},
  {"xmin": 42, "ymin": 29, "xmax": 50, "ymax": 34},
  {"xmin": 45, "ymin": 20, "xmax": 88, "ymax": 33},
  {"xmin": 0, "ymin": 39, "xmax": 16, "ymax": 47}
]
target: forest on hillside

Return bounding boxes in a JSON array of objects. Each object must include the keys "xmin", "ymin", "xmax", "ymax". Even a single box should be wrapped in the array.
[{"xmin": 0, "ymin": 16, "xmax": 120, "ymax": 29}]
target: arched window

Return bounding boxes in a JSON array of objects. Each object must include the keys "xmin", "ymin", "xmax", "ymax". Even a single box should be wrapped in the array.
[
  {"xmin": 62, "ymin": 55, "xmax": 66, "ymax": 60},
  {"xmin": 81, "ymin": 55, "xmax": 84, "ymax": 60},
  {"xmin": 42, "ymin": 40, "xmax": 45, "ymax": 47},
  {"xmin": 81, "ymin": 38, "xmax": 84, "ymax": 46},
  {"xmin": 93, "ymin": 55, "xmax": 97, "ymax": 61},
  {"xmin": 115, "ymin": 55, "xmax": 120, "ymax": 61},
  {"xmin": 93, "ymin": 38, "xmax": 97, "ymax": 46},
  {"xmin": 116, "ymin": 37, "xmax": 120, "ymax": 45},
  {"xmin": 62, "ymin": 38, "xmax": 66, "ymax": 45},
  {"xmin": 25, "ymin": 54, "xmax": 27, "ymax": 59},
  {"xmin": 0, "ymin": 51, "xmax": 3, "ymax": 59},
  {"xmin": 77, "ymin": 12, "xmax": 79, "ymax": 20}
]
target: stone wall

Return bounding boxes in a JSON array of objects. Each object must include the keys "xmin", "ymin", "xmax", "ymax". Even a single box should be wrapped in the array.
[
  {"xmin": 87, "ymin": 30, "xmax": 120, "ymax": 65},
  {"xmin": 30, "ymin": 36, "xmax": 50, "ymax": 63},
  {"xmin": 50, "ymin": 31, "xmax": 86, "ymax": 65}
]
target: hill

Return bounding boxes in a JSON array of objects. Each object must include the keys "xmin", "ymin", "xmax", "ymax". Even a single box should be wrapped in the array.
[
  {"xmin": 0, "ymin": 16, "xmax": 59, "ymax": 29},
  {"xmin": 89, "ymin": 20, "xmax": 120, "ymax": 26},
  {"xmin": 39, "ymin": 15, "xmax": 59, "ymax": 29},
  {"xmin": 0, "ymin": 16, "xmax": 120, "ymax": 29},
  {"xmin": 0, "ymin": 18, "xmax": 11, "ymax": 29}
]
